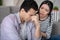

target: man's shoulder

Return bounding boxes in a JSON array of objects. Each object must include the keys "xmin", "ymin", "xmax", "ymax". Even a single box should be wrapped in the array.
[{"xmin": 1, "ymin": 13, "xmax": 17, "ymax": 23}]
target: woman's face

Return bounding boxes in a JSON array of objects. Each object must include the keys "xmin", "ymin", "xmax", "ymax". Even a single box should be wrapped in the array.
[{"xmin": 39, "ymin": 4, "xmax": 50, "ymax": 18}]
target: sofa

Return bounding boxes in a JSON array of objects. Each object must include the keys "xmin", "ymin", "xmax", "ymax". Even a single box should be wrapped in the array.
[
  {"xmin": 0, "ymin": 6, "xmax": 60, "ymax": 39},
  {"xmin": 0, "ymin": 6, "xmax": 20, "ymax": 23}
]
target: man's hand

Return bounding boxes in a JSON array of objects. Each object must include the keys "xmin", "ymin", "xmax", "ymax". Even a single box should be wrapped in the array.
[
  {"xmin": 31, "ymin": 14, "xmax": 40, "ymax": 28},
  {"xmin": 31, "ymin": 14, "xmax": 41, "ymax": 38}
]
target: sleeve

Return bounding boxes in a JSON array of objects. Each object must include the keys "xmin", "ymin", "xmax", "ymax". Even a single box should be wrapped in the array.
[
  {"xmin": 1, "ymin": 17, "xmax": 21, "ymax": 40},
  {"xmin": 46, "ymin": 17, "xmax": 53, "ymax": 39}
]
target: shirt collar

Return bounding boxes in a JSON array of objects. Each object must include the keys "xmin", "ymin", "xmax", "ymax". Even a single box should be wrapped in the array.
[{"xmin": 15, "ymin": 12, "xmax": 21, "ymax": 24}]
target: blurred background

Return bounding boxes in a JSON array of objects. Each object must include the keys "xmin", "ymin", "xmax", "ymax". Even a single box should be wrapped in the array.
[{"xmin": 0, "ymin": 0, "xmax": 60, "ymax": 36}]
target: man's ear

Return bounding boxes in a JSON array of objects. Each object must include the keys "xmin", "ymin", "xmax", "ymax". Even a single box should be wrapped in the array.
[
  {"xmin": 21, "ymin": 8, "xmax": 25, "ymax": 12},
  {"xmin": 20, "ymin": 8, "xmax": 26, "ymax": 16}
]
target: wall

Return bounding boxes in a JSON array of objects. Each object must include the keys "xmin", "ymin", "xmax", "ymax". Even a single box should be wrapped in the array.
[
  {"xmin": 3, "ymin": 0, "xmax": 14, "ymax": 6},
  {"xmin": 35, "ymin": 0, "xmax": 44, "ymax": 7}
]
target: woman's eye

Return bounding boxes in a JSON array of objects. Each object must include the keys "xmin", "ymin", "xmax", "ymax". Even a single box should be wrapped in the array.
[
  {"xmin": 41, "ymin": 7, "xmax": 44, "ymax": 9},
  {"xmin": 30, "ymin": 15, "xmax": 33, "ymax": 16}
]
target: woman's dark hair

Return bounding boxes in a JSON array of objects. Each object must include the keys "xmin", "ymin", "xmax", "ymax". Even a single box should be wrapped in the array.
[
  {"xmin": 19, "ymin": 0, "xmax": 38, "ymax": 12},
  {"xmin": 39, "ymin": 1, "xmax": 53, "ymax": 25}
]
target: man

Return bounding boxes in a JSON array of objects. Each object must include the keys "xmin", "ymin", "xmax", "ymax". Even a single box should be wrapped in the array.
[{"xmin": 1, "ymin": 0, "xmax": 41, "ymax": 40}]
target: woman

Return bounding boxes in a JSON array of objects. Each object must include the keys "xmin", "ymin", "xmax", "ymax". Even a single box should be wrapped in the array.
[{"xmin": 38, "ymin": 0, "xmax": 53, "ymax": 40}]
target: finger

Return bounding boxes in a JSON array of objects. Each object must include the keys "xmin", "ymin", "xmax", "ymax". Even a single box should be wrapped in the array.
[
  {"xmin": 36, "ymin": 14, "xmax": 39, "ymax": 20},
  {"xmin": 36, "ymin": 14, "xmax": 39, "ymax": 17}
]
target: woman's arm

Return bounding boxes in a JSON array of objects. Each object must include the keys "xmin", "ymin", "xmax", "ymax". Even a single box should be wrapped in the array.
[{"xmin": 41, "ymin": 24, "xmax": 53, "ymax": 39}]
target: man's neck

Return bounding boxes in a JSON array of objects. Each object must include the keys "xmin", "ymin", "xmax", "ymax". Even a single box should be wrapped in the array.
[{"xmin": 19, "ymin": 13, "xmax": 25, "ymax": 23}]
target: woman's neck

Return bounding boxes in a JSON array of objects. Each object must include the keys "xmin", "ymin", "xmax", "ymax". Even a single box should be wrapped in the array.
[{"xmin": 40, "ymin": 15, "xmax": 48, "ymax": 21}]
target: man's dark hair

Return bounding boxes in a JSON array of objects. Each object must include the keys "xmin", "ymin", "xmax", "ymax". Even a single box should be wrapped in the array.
[{"xmin": 19, "ymin": 0, "xmax": 38, "ymax": 12}]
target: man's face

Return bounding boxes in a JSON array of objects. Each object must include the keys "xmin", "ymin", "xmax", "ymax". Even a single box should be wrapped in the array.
[{"xmin": 24, "ymin": 8, "xmax": 36, "ymax": 22}]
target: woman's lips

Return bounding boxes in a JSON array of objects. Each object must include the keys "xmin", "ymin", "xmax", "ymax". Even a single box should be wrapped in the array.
[{"xmin": 40, "ymin": 13, "xmax": 44, "ymax": 16}]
